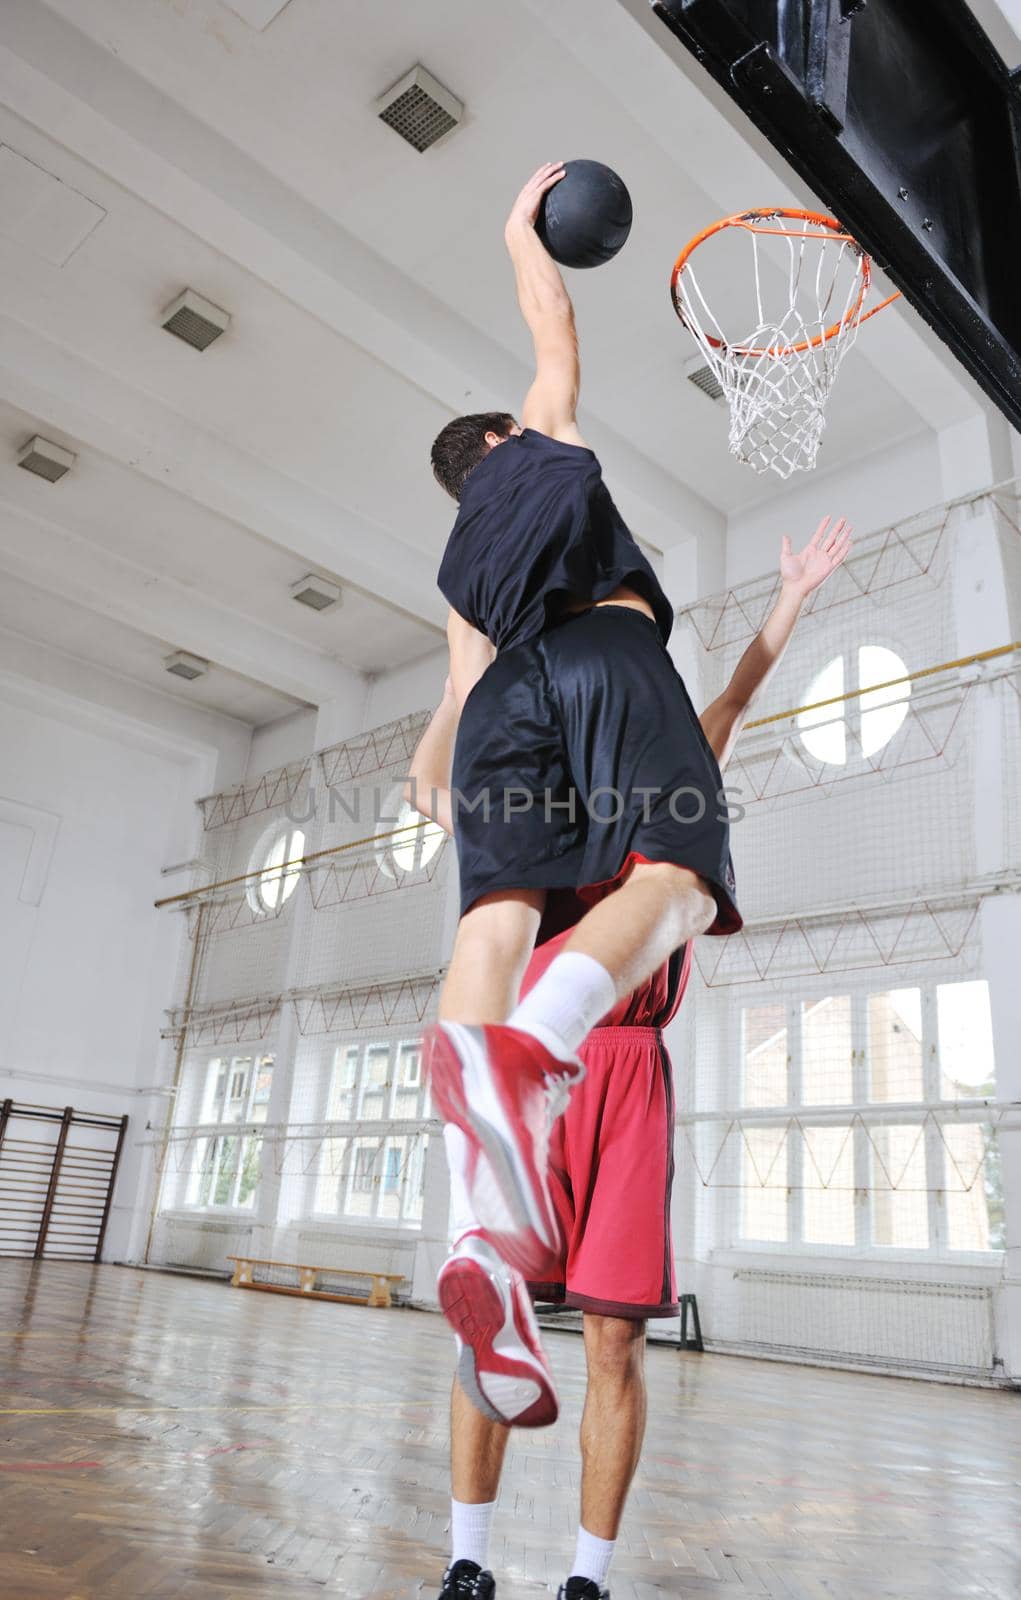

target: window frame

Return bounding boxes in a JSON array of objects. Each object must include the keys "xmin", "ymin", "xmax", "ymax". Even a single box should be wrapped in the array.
[
  {"xmin": 245, "ymin": 821, "xmax": 307, "ymax": 916},
  {"xmin": 797, "ymin": 643, "xmax": 912, "ymax": 770},
  {"xmin": 311, "ymin": 1035, "xmax": 432, "ymax": 1228},
  {"xmin": 184, "ymin": 1052, "xmax": 275, "ymax": 1213},
  {"xmin": 732, "ymin": 977, "xmax": 1001, "ymax": 1263},
  {"xmin": 375, "ymin": 784, "xmax": 446, "ymax": 881}
]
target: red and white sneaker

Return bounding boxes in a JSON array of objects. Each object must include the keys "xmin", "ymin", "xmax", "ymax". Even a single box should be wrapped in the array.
[
  {"xmin": 424, "ymin": 1024, "xmax": 582, "ymax": 1278},
  {"xmin": 438, "ymin": 1230, "xmax": 558, "ymax": 1429}
]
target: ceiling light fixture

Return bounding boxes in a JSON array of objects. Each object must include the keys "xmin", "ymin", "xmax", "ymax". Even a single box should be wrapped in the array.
[
  {"xmin": 17, "ymin": 435, "xmax": 76, "ymax": 482},
  {"xmin": 163, "ymin": 650, "xmax": 209, "ymax": 681},
  {"xmin": 291, "ymin": 574, "xmax": 342, "ymax": 612}
]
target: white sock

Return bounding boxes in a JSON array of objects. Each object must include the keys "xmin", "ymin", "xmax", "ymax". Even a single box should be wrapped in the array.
[
  {"xmin": 444, "ymin": 1124, "xmax": 478, "ymax": 1241},
  {"xmin": 450, "ymin": 1497, "xmax": 497, "ymax": 1569},
  {"xmin": 571, "ymin": 1525, "xmax": 616, "ymax": 1588},
  {"xmin": 508, "ymin": 951, "xmax": 617, "ymax": 1061}
]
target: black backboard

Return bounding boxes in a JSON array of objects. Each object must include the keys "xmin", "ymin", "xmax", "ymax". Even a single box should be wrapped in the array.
[{"xmin": 652, "ymin": 0, "xmax": 1021, "ymax": 429}]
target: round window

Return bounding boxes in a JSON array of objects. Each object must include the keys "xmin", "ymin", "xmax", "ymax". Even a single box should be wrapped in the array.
[
  {"xmin": 375, "ymin": 787, "xmax": 445, "ymax": 881},
  {"xmin": 247, "ymin": 824, "xmax": 306, "ymax": 914},
  {"xmin": 798, "ymin": 645, "xmax": 910, "ymax": 766}
]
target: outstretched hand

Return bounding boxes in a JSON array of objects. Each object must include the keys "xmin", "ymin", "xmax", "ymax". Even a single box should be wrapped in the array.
[
  {"xmin": 780, "ymin": 515, "xmax": 852, "ymax": 597},
  {"xmin": 505, "ymin": 162, "xmax": 565, "ymax": 234}
]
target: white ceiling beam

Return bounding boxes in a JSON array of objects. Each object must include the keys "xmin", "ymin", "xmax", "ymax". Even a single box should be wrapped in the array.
[
  {"xmin": 0, "ymin": 311, "xmax": 446, "ymax": 630},
  {"xmin": 0, "ymin": 3, "xmax": 720, "ymax": 551},
  {"xmin": 0, "ymin": 494, "xmax": 365, "ymax": 708}
]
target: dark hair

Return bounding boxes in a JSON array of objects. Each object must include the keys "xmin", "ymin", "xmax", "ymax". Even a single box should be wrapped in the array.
[{"xmin": 430, "ymin": 412, "xmax": 517, "ymax": 501}]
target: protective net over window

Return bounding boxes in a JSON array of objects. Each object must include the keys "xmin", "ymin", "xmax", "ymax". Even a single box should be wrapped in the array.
[
  {"xmin": 668, "ymin": 483, "xmax": 1020, "ymax": 1378},
  {"xmin": 672, "ymin": 210, "xmax": 895, "ymax": 478},
  {"xmin": 148, "ymin": 712, "xmax": 450, "ymax": 1290}
]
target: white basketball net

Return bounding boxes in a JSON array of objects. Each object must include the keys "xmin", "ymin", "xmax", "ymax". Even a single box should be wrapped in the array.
[{"xmin": 673, "ymin": 211, "xmax": 872, "ymax": 479}]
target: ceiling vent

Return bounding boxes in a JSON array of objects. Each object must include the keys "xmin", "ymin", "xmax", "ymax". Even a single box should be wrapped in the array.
[
  {"xmin": 17, "ymin": 435, "xmax": 76, "ymax": 482},
  {"xmin": 291, "ymin": 574, "xmax": 342, "ymax": 612},
  {"xmin": 684, "ymin": 357, "xmax": 726, "ymax": 404},
  {"xmin": 376, "ymin": 65, "xmax": 463, "ymax": 153},
  {"xmin": 163, "ymin": 650, "xmax": 209, "ymax": 681},
  {"xmin": 161, "ymin": 289, "xmax": 230, "ymax": 351}
]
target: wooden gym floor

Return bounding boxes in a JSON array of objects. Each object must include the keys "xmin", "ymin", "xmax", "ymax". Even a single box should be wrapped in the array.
[{"xmin": 1, "ymin": 1263, "xmax": 1019, "ymax": 1600}]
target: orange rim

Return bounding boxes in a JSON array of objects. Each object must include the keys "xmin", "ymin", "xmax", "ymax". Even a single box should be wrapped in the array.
[{"xmin": 671, "ymin": 207, "xmax": 899, "ymax": 358}]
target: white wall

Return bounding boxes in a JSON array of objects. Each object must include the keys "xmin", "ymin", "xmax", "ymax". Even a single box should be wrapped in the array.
[
  {"xmin": 245, "ymin": 707, "xmax": 318, "ymax": 776},
  {"xmin": 0, "ymin": 665, "xmax": 255, "ymax": 1259},
  {"xmin": 725, "ymin": 428, "xmax": 941, "ymax": 586},
  {"xmin": 363, "ymin": 646, "xmax": 447, "ymax": 729}
]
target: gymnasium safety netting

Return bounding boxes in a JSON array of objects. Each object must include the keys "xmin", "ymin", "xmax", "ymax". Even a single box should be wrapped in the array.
[
  {"xmin": 147, "ymin": 481, "xmax": 1019, "ymax": 1377},
  {"xmin": 146, "ymin": 713, "xmax": 451, "ymax": 1290},
  {"xmin": 670, "ymin": 479, "xmax": 1020, "ymax": 1377}
]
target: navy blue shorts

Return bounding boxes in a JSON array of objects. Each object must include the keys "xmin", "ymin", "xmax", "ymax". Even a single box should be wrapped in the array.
[{"xmin": 451, "ymin": 606, "xmax": 741, "ymax": 936}]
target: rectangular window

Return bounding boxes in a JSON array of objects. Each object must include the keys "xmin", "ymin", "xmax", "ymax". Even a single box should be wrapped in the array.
[
  {"xmin": 943, "ymin": 1124, "xmax": 1004, "ymax": 1251},
  {"xmin": 937, "ymin": 981, "xmax": 995, "ymax": 1099},
  {"xmin": 358, "ymin": 1046, "xmax": 390, "ymax": 1120},
  {"xmin": 313, "ymin": 1040, "xmax": 431, "ymax": 1225},
  {"xmin": 871, "ymin": 1124, "xmax": 929, "ymax": 1249},
  {"xmin": 801, "ymin": 1125, "xmax": 856, "ymax": 1246},
  {"xmin": 802, "ymin": 995, "xmax": 853, "ymax": 1105},
  {"xmin": 186, "ymin": 1054, "xmax": 274, "ymax": 1209},
  {"xmin": 737, "ymin": 982, "xmax": 1001, "ymax": 1257},
  {"xmin": 740, "ymin": 1127, "xmax": 788, "ymax": 1242},
  {"xmin": 867, "ymin": 988, "xmax": 923, "ymax": 1102},
  {"xmin": 327, "ymin": 1046, "xmax": 360, "ymax": 1121},
  {"xmin": 742, "ymin": 1004, "xmax": 789, "ymax": 1107}
]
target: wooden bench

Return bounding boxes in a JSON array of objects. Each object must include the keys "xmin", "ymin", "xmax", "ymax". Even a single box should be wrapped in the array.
[{"xmin": 226, "ymin": 1255, "xmax": 404, "ymax": 1308}]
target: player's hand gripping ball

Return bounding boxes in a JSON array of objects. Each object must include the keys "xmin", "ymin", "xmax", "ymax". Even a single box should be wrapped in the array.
[{"xmin": 536, "ymin": 159, "xmax": 633, "ymax": 269}]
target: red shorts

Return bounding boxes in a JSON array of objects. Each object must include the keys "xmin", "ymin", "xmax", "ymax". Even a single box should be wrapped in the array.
[{"xmin": 528, "ymin": 1023, "xmax": 677, "ymax": 1320}]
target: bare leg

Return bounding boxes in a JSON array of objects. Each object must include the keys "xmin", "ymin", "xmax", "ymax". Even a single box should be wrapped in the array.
[
  {"xmin": 564, "ymin": 861, "xmax": 715, "ymax": 1005},
  {"xmin": 451, "ymin": 1376, "xmax": 511, "ymax": 1503},
  {"xmin": 440, "ymin": 864, "xmax": 713, "ymax": 1029},
  {"xmin": 578, "ymin": 1314, "xmax": 647, "ymax": 1539},
  {"xmin": 439, "ymin": 889, "xmax": 545, "ymax": 1023}
]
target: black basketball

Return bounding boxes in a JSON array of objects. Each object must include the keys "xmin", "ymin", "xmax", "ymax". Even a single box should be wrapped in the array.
[{"xmin": 536, "ymin": 159, "xmax": 633, "ymax": 269}]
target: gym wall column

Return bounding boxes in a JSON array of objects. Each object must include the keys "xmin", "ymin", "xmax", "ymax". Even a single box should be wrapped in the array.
[{"xmin": 950, "ymin": 500, "xmax": 1021, "ymax": 1380}]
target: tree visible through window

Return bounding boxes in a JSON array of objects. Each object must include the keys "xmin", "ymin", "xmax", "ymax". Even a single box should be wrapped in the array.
[{"xmin": 190, "ymin": 1053, "xmax": 274, "ymax": 1210}]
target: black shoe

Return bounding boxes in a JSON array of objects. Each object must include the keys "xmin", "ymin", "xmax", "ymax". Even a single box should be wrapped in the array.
[
  {"xmin": 558, "ymin": 1581, "xmax": 609, "ymax": 1600},
  {"xmin": 439, "ymin": 1558, "xmax": 496, "ymax": 1598}
]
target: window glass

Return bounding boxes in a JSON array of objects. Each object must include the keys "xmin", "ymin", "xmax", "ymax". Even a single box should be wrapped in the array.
[
  {"xmin": 743, "ymin": 1005, "xmax": 788, "ymax": 1107},
  {"xmin": 798, "ymin": 647, "xmax": 909, "ymax": 767},
  {"xmin": 802, "ymin": 996, "xmax": 853, "ymax": 1104},
  {"xmin": 251, "ymin": 826, "xmax": 305, "ymax": 913},
  {"xmin": 740, "ymin": 1127, "xmax": 788, "ymax": 1242},
  {"xmin": 944, "ymin": 1124, "xmax": 1004, "ymax": 1251},
  {"xmin": 937, "ymin": 981, "xmax": 995, "ymax": 1098},
  {"xmin": 871, "ymin": 1125, "xmax": 929, "ymax": 1249},
  {"xmin": 868, "ymin": 989, "xmax": 923, "ymax": 1102},
  {"xmin": 802, "ymin": 1126, "xmax": 856, "ymax": 1245}
]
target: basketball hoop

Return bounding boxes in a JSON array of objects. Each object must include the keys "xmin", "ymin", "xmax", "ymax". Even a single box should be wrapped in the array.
[{"xmin": 671, "ymin": 208, "xmax": 899, "ymax": 478}]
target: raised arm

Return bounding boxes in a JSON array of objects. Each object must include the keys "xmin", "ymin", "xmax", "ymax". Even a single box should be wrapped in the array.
[
  {"xmin": 505, "ymin": 164, "xmax": 586, "ymax": 447},
  {"xmin": 404, "ymin": 677, "xmax": 458, "ymax": 835},
  {"xmin": 701, "ymin": 516, "xmax": 852, "ymax": 770}
]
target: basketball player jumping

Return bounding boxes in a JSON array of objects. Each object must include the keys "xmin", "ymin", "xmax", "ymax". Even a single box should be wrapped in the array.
[
  {"xmin": 409, "ymin": 521, "xmax": 850, "ymax": 1600},
  {"xmin": 418, "ymin": 163, "xmax": 851, "ymax": 1598},
  {"xmin": 426, "ymin": 162, "xmax": 851, "ymax": 1289}
]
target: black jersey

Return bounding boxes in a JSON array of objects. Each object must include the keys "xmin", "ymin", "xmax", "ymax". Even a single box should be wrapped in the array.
[{"xmin": 437, "ymin": 428, "xmax": 673, "ymax": 651}]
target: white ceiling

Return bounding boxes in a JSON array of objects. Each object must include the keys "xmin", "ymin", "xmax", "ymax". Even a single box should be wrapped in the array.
[{"xmin": 0, "ymin": 0, "xmax": 989, "ymax": 727}]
